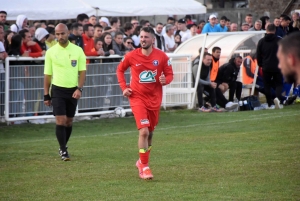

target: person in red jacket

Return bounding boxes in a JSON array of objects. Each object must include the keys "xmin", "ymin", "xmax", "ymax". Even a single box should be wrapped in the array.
[
  {"xmin": 82, "ymin": 24, "xmax": 103, "ymax": 57},
  {"xmin": 19, "ymin": 29, "xmax": 45, "ymax": 57},
  {"xmin": 116, "ymin": 27, "xmax": 173, "ymax": 180}
]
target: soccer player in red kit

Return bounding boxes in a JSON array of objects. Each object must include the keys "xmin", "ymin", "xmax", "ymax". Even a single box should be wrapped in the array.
[{"xmin": 116, "ymin": 27, "xmax": 173, "ymax": 180}]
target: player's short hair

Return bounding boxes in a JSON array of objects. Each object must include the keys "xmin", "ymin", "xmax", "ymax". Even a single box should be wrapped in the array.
[
  {"xmin": 123, "ymin": 22, "xmax": 133, "ymax": 32},
  {"xmin": 278, "ymin": 32, "xmax": 300, "ymax": 60},
  {"xmin": 266, "ymin": 23, "xmax": 276, "ymax": 32},
  {"xmin": 77, "ymin": 13, "xmax": 89, "ymax": 22},
  {"xmin": 212, "ymin": 46, "xmax": 221, "ymax": 53},
  {"xmin": 0, "ymin": 11, "xmax": 7, "ymax": 15},
  {"xmin": 83, "ymin": 23, "xmax": 93, "ymax": 32},
  {"xmin": 141, "ymin": 26, "xmax": 155, "ymax": 37},
  {"xmin": 203, "ymin": 52, "xmax": 212, "ymax": 57},
  {"xmin": 114, "ymin": 31, "xmax": 123, "ymax": 38}
]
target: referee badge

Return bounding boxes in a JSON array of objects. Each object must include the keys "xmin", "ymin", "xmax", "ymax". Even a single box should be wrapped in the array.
[{"xmin": 71, "ymin": 60, "xmax": 77, "ymax": 67}]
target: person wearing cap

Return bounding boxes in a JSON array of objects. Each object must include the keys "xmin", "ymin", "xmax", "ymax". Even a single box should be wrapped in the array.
[
  {"xmin": 187, "ymin": 23, "xmax": 198, "ymax": 37},
  {"xmin": 202, "ymin": 14, "xmax": 220, "ymax": 33},
  {"xmin": 216, "ymin": 16, "xmax": 228, "ymax": 32},
  {"xmin": 177, "ymin": 18, "xmax": 191, "ymax": 42},
  {"xmin": 241, "ymin": 22, "xmax": 250, "ymax": 31},
  {"xmin": 99, "ymin": 17, "xmax": 111, "ymax": 29},
  {"xmin": 45, "ymin": 27, "xmax": 57, "ymax": 49}
]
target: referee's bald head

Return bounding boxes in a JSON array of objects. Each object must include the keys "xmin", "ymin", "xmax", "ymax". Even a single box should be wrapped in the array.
[{"xmin": 55, "ymin": 23, "xmax": 68, "ymax": 32}]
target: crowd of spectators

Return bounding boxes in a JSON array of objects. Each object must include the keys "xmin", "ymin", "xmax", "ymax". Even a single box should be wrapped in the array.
[{"xmin": 0, "ymin": 10, "xmax": 299, "ymax": 122}]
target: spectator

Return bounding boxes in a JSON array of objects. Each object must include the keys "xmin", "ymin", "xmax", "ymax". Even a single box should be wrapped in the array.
[
  {"xmin": 260, "ymin": 16, "xmax": 270, "ymax": 30},
  {"xmin": 123, "ymin": 37, "xmax": 135, "ymax": 52},
  {"xmin": 163, "ymin": 24, "xmax": 176, "ymax": 53},
  {"xmin": 177, "ymin": 18, "xmax": 191, "ymax": 42},
  {"xmin": 112, "ymin": 31, "xmax": 126, "ymax": 56},
  {"xmin": 40, "ymin": 20, "xmax": 47, "ymax": 29},
  {"xmin": 289, "ymin": 11, "xmax": 299, "ymax": 32},
  {"xmin": 123, "ymin": 22, "xmax": 134, "ymax": 38},
  {"xmin": 101, "ymin": 32, "xmax": 115, "ymax": 58},
  {"xmin": 226, "ymin": 18, "xmax": 231, "ymax": 31},
  {"xmin": 45, "ymin": 27, "xmax": 57, "ymax": 49},
  {"xmin": 132, "ymin": 25, "xmax": 142, "ymax": 48},
  {"xmin": 192, "ymin": 52, "xmax": 222, "ymax": 112},
  {"xmin": 245, "ymin": 14, "xmax": 253, "ymax": 28},
  {"xmin": 230, "ymin": 23, "xmax": 238, "ymax": 32},
  {"xmin": 210, "ymin": 47, "xmax": 221, "ymax": 82},
  {"xmin": 162, "ymin": 17, "xmax": 175, "ymax": 35},
  {"xmin": 0, "ymin": 11, "xmax": 9, "ymax": 31},
  {"xmin": 109, "ymin": 17, "xmax": 121, "ymax": 37},
  {"xmin": 10, "ymin": 15, "xmax": 28, "ymax": 33},
  {"xmin": 77, "ymin": 13, "xmax": 89, "ymax": 25},
  {"xmin": 28, "ymin": 25, "xmax": 36, "ymax": 38},
  {"xmin": 141, "ymin": 20, "xmax": 150, "ymax": 27},
  {"xmin": 70, "ymin": 23, "xmax": 83, "ymax": 49},
  {"xmin": 99, "ymin": 17, "xmax": 110, "ymax": 28},
  {"xmin": 93, "ymin": 24, "xmax": 103, "ymax": 41},
  {"xmin": 90, "ymin": 38, "xmax": 105, "ymax": 63},
  {"xmin": 187, "ymin": 23, "xmax": 198, "ymax": 37},
  {"xmin": 274, "ymin": 17, "xmax": 285, "ymax": 37},
  {"xmin": 257, "ymin": 24, "xmax": 285, "ymax": 109},
  {"xmin": 185, "ymin": 15, "xmax": 194, "ymax": 25},
  {"xmin": 249, "ymin": 20, "xmax": 262, "ymax": 31},
  {"xmin": 33, "ymin": 21, "xmax": 41, "ymax": 29},
  {"xmin": 47, "ymin": 21, "xmax": 55, "ymax": 28},
  {"xmin": 82, "ymin": 24, "xmax": 101, "ymax": 57},
  {"xmin": 279, "ymin": 15, "xmax": 291, "ymax": 36},
  {"xmin": 241, "ymin": 22, "xmax": 250, "ymax": 31},
  {"xmin": 216, "ymin": 56, "xmax": 243, "ymax": 102},
  {"xmin": 154, "ymin": 23, "xmax": 166, "ymax": 51},
  {"xmin": 292, "ymin": 19, "xmax": 300, "ymax": 31},
  {"xmin": 197, "ymin": 20, "xmax": 205, "ymax": 34},
  {"xmin": 34, "ymin": 28, "xmax": 49, "ymax": 51},
  {"xmin": 216, "ymin": 16, "xmax": 228, "ymax": 32},
  {"xmin": 131, "ymin": 18, "xmax": 139, "ymax": 29},
  {"xmin": 174, "ymin": 33, "xmax": 182, "ymax": 47},
  {"xmin": 4, "ymin": 30, "xmax": 14, "ymax": 52},
  {"xmin": 202, "ymin": 14, "xmax": 220, "ymax": 33},
  {"xmin": 19, "ymin": 29, "xmax": 45, "ymax": 57},
  {"xmin": 89, "ymin": 15, "xmax": 97, "ymax": 26}
]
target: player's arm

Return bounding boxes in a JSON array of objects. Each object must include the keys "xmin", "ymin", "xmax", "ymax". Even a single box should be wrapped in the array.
[
  {"xmin": 116, "ymin": 55, "xmax": 131, "ymax": 91},
  {"xmin": 44, "ymin": 51, "xmax": 52, "ymax": 106}
]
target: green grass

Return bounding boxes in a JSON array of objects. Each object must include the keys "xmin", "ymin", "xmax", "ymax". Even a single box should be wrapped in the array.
[{"xmin": 0, "ymin": 105, "xmax": 300, "ymax": 201}]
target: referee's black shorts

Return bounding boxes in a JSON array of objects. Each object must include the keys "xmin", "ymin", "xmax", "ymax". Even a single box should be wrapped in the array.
[{"xmin": 51, "ymin": 85, "xmax": 78, "ymax": 117}]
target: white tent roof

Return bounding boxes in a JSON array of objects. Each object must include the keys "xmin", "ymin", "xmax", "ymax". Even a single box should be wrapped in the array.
[{"xmin": 4, "ymin": 0, "xmax": 206, "ymax": 20}]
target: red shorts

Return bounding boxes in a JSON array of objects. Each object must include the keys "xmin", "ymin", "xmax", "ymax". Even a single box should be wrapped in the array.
[{"xmin": 131, "ymin": 105, "xmax": 160, "ymax": 131}]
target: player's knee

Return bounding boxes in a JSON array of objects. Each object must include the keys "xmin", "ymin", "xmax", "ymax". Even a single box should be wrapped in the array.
[
  {"xmin": 66, "ymin": 118, "xmax": 73, "ymax": 127},
  {"xmin": 139, "ymin": 128, "xmax": 149, "ymax": 138},
  {"xmin": 55, "ymin": 115, "xmax": 67, "ymax": 126}
]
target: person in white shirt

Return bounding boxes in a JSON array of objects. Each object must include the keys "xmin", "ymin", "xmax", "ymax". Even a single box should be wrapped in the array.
[
  {"xmin": 177, "ymin": 18, "xmax": 191, "ymax": 42},
  {"xmin": 187, "ymin": 23, "xmax": 198, "ymax": 38},
  {"xmin": 163, "ymin": 24, "xmax": 177, "ymax": 53}
]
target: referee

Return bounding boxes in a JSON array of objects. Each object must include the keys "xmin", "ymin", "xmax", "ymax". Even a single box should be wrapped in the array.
[{"xmin": 44, "ymin": 23, "xmax": 86, "ymax": 161}]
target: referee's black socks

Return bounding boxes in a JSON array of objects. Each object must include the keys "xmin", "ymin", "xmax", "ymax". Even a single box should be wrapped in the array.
[
  {"xmin": 66, "ymin": 126, "xmax": 73, "ymax": 144},
  {"xmin": 56, "ymin": 125, "xmax": 67, "ymax": 152}
]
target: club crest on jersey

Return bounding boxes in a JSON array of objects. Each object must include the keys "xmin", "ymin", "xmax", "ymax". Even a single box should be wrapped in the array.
[
  {"xmin": 168, "ymin": 59, "xmax": 171, "ymax": 66},
  {"xmin": 139, "ymin": 70, "xmax": 157, "ymax": 83},
  {"xmin": 152, "ymin": 60, "xmax": 159, "ymax": 66},
  {"xmin": 71, "ymin": 60, "xmax": 77, "ymax": 67}
]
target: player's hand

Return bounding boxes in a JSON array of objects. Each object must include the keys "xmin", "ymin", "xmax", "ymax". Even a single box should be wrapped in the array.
[
  {"xmin": 159, "ymin": 74, "xmax": 167, "ymax": 85},
  {"xmin": 44, "ymin": 100, "xmax": 51, "ymax": 106},
  {"xmin": 123, "ymin": 88, "xmax": 132, "ymax": 97},
  {"xmin": 72, "ymin": 90, "xmax": 82, "ymax": 99}
]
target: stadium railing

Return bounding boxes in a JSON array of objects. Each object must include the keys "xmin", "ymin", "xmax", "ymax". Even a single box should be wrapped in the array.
[{"xmin": 1, "ymin": 54, "xmax": 192, "ymax": 124}]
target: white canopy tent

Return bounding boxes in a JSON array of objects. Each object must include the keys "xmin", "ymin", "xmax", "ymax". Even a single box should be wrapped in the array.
[{"xmin": 4, "ymin": 0, "xmax": 206, "ymax": 20}]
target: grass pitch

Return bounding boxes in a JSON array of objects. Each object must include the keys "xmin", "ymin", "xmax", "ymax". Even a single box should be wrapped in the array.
[{"xmin": 0, "ymin": 105, "xmax": 299, "ymax": 200}]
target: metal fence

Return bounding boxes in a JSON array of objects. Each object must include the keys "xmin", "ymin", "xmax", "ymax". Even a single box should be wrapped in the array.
[{"xmin": 1, "ymin": 54, "xmax": 193, "ymax": 123}]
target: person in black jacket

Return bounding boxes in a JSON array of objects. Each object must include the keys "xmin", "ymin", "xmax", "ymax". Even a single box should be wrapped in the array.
[
  {"xmin": 257, "ymin": 23, "xmax": 285, "ymax": 109},
  {"xmin": 216, "ymin": 56, "xmax": 243, "ymax": 102}
]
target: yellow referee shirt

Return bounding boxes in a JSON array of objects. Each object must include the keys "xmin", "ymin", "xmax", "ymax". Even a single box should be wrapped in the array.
[{"xmin": 44, "ymin": 42, "xmax": 86, "ymax": 88}]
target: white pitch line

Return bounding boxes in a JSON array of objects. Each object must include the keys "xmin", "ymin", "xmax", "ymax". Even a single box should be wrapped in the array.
[{"xmin": 0, "ymin": 112, "xmax": 299, "ymax": 145}]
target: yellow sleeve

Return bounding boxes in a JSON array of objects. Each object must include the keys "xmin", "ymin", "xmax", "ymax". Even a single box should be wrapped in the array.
[
  {"xmin": 44, "ymin": 50, "xmax": 52, "ymax": 75},
  {"xmin": 78, "ymin": 48, "xmax": 86, "ymax": 71}
]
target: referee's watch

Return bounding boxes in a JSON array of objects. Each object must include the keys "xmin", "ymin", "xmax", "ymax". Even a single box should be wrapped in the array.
[{"xmin": 77, "ymin": 87, "xmax": 83, "ymax": 92}]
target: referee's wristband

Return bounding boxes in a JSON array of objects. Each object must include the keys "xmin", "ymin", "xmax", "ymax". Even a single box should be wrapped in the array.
[{"xmin": 44, "ymin": 94, "xmax": 51, "ymax": 101}]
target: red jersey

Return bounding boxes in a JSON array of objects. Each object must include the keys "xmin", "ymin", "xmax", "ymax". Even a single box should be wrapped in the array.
[
  {"xmin": 116, "ymin": 48, "xmax": 173, "ymax": 110},
  {"xmin": 21, "ymin": 42, "xmax": 43, "ymax": 57}
]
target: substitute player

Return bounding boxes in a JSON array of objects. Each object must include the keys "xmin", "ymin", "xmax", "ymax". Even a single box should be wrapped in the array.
[
  {"xmin": 116, "ymin": 27, "xmax": 173, "ymax": 180},
  {"xmin": 44, "ymin": 23, "xmax": 86, "ymax": 161}
]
